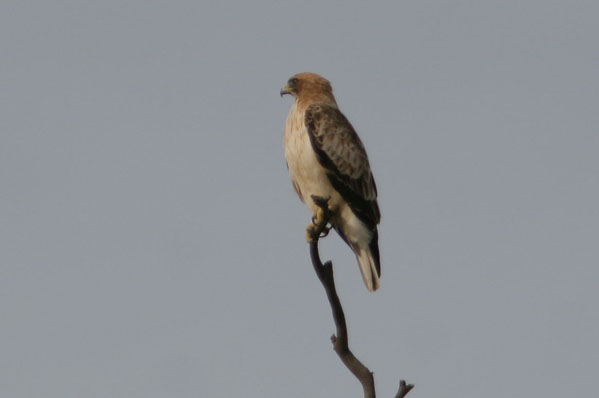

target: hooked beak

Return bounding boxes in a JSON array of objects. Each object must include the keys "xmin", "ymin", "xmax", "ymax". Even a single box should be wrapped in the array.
[{"xmin": 280, "ymin": 83, "xmax": 292, "ymax": 97}]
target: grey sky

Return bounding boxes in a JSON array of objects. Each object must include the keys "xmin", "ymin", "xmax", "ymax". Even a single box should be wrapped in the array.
[{"xmin": 1, "ymin": 1, "xmax": 598, "ymax": 397}]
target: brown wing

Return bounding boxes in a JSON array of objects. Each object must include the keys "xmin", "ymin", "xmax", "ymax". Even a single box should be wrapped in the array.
[{"xmin": 304, "ymin": 103, "xmax": 380, "ymax": 229}]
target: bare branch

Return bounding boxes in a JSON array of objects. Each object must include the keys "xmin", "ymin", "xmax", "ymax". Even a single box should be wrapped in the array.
[
  {"xmin": 307, "ymin": 195, "xmax": 413, "ymax": 398},
  {"xmin": 395, "ymin": 380, "xmax": 415, "ymax": 398}
]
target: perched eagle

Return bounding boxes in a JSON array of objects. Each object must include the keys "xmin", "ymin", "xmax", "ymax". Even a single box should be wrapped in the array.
[{"xmin": 281, "ymin": 72, "xmax": 381, "ymax": 292}]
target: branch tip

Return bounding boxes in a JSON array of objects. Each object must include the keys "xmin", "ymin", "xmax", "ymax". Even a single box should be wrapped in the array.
[{"xmin": 394, "ymin": 380, "xmax": 415, "ymax": 398}]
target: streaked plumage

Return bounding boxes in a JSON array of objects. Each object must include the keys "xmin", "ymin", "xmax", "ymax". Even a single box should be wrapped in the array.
[{"xmin": 281, "ymin": 73, "xmax": 381, "ymax": 292}]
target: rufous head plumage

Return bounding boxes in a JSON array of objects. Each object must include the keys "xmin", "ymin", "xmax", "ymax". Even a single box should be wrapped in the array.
[{"xmin": 280, "ymin": 72, "xmax": 336, "ymax": 106}]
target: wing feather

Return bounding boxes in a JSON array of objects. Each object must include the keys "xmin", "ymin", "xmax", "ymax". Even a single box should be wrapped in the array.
[{"xmin": 304, "ymin": 103, "xmax": 380, "ymax": 229}]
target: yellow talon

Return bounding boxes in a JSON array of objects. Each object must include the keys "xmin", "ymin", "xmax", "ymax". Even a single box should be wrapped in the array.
[
  {"xmin": 306, "ymin": 224, "xmax": 319, "ymax": 242},
  {"xmin": 305, "ymin": 195, "xmax": 333, "ymax": 243}
]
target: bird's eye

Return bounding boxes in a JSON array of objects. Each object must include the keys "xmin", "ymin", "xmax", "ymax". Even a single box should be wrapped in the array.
[{"xmin": 289, "ymin": 78, "xmax": 299, "ymax": 85}]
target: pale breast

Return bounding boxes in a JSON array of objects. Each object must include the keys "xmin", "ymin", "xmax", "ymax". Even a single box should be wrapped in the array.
[{"xmin": 283, "ymin": 103, "xmax": 342, "ymax": 214}]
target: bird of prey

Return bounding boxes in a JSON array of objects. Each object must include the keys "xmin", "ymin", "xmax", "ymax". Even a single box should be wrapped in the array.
[{"xmin": 280, "ymin": 72, "xmax": 381, "ymax": 292}]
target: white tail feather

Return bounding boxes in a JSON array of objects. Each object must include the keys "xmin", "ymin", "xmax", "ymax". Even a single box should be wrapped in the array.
[{"xmin": 356, "ymin": 248, "xmax": 380, "ymax": 292}]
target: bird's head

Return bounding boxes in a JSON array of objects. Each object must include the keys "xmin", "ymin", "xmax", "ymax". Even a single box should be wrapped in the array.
[{"xmin": 280, "ymin": 73, "xmax": 334, "ymax": 102}]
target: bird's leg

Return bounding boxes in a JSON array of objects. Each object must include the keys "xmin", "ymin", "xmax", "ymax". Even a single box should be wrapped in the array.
[
  {"xmin": 306, "ymin": 196, "xmax": 333, "ymax": 242},
  {"xmin": 306, "ymin": 207, "xmax": 327, "ymax": 241}
]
